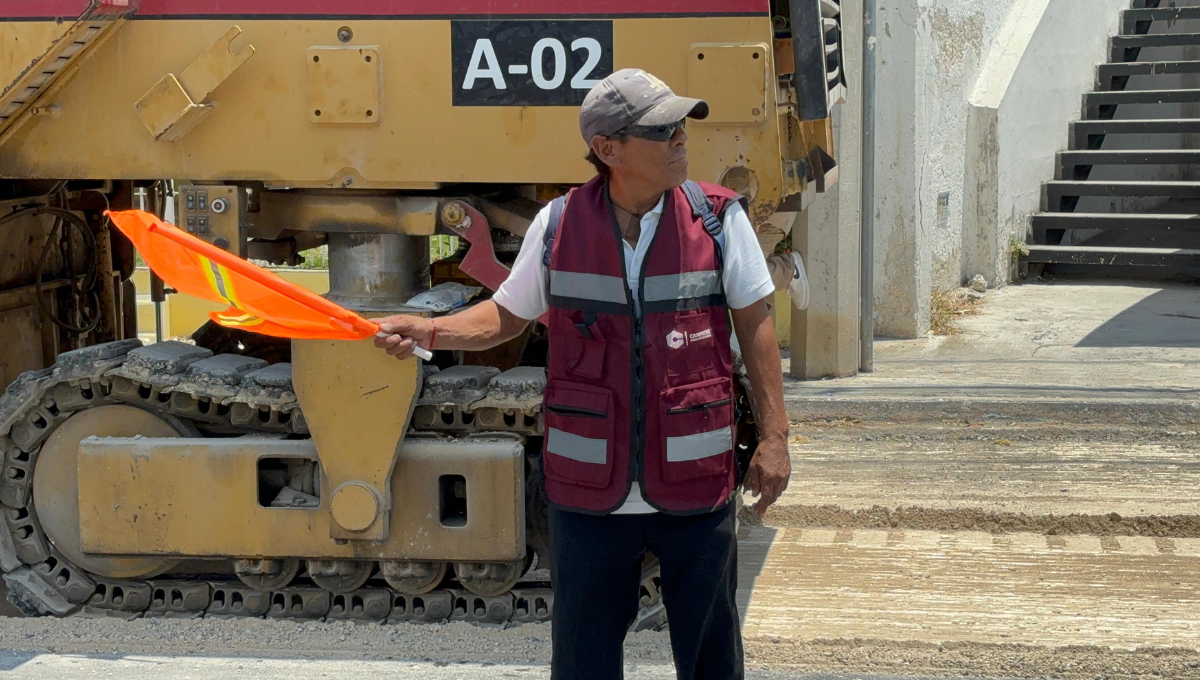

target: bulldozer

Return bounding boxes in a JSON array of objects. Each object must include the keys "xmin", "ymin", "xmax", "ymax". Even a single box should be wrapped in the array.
[{"xmin": 0, "ymin": 0, "xmax": 842, "ymax": 623}]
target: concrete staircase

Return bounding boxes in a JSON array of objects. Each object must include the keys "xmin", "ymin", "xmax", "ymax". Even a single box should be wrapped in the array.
[{"xmin": 1024, "ymin": 0, "xmax": 1200, "ymax": 271}]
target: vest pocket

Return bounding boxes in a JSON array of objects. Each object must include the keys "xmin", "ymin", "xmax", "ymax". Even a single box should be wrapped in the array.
[
  {"xmin": 665, "ymin": 310, "xmax": 722, "ymax": 385},
  {"xmin": 542, "ymin": 381, "xmax": 615, "ymax": 489},
  {"xmin": 660, "ymin": 377, "xmax": 735, "ymax": 483},
  {"xmin": 564, "ymin": 311, "xmax": 607, "ymax": 381}
]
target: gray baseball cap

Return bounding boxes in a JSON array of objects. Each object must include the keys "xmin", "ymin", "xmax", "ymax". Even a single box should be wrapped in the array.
[{"xmin": 580, "ymin": 68, "xmax": 709, "ymax": 141}]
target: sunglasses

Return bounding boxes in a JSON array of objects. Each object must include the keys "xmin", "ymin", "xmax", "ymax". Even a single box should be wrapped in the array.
[{"xmin": 616, "ymin": 119, "xmax": 686, "ymax": 142}]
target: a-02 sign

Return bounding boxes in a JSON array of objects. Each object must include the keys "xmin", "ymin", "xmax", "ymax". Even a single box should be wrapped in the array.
[{"xmin": 452, "ymin": 21, "xmax": 614, "ymax": 107}]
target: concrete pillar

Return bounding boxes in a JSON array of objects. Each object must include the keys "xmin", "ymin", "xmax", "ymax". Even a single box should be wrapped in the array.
[
  {"xmin": 872, "ymin": 0, "xmax": 927, "ymax": 338},
  {"xmin": 791, "ymin": 0, "xmax": 863, "ymax": 379}
]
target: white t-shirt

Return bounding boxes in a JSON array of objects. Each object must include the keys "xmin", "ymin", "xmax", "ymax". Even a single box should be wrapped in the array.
[{"xmin": 493, "ymin": 191, "xmax": 775, "ymax": 513}]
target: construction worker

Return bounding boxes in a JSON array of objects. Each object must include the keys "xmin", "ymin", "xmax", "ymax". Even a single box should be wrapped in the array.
[{"xmin": 375, "ymin": 69, "xmax": 791, "ymax": 680}]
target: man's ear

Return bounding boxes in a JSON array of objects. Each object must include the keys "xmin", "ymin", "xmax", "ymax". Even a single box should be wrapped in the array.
[{"xmin": 592, "ymin": 134, "xmax": 620, "ymax": 168}]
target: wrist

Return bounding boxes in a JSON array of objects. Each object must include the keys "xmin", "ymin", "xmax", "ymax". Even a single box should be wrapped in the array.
[{"xmin": 428, "ymin": 318, "xmax": 438, "ymax": 349}]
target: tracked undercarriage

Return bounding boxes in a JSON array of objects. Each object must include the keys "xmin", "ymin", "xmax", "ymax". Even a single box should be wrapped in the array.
[{"xmin": 0, "ymin": 339, "xmax": 665, "ymax": 628}]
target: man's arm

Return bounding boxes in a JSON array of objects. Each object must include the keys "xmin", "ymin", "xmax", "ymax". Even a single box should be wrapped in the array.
[
  {"xmin": 730, "ymin": 298, "xmax": 791, "ymax": 518},
  {"xmin": 373, "ymin": 301, "xmax": 531, "ymax": 360}
]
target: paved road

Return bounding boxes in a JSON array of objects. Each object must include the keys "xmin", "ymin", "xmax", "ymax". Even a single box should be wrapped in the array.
[{"xmin": 0, "ymin": 652, "xmax": 999, "ymax": 680}]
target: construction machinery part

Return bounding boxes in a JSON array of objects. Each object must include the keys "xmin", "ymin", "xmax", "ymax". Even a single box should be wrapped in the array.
[
  {"xmin": 381, "ymin": 560, "xmax": 448, "ymax": 595},
  {"xmin": 0, "ymin": 340, "xmax": 661, "ymax": 627},
  {"xmin": 233, "ymin": 558, "xmax": 300, "ymax": 592},
  {"xmin": 327, "ymin": 589, "xmax": 393, "ymax": 622},
  {"xmin": 291, "ymin": 337, "xmax": 421, "ymax": 542},
  {"xmin": 439, "ymin": 201, "xmax": 513, "ymax": 295},
  {"xmin": 0, "ymin": 0, "xmax": 136, "ymax": 147},
  {"xmin": 33, "ymin": 405, "xmax": 186, "ymax": 580},
  {"xmin": 324, "ymin": 233, "xmax": 429, "ymax": 314},
  {"xmin": 251, "ymin": 193, "xmax": 439, "ymax": 239},
  {"xmin": 454, "ymin": 559, "xmax": 528, "ymax": 598},
  {"xmin": 134, "ymin": 26, "xmax": 256, "ymax": 142},
  {"xmin": 306, "ymin": 560, "xmax": 374, "ymax": 594}
]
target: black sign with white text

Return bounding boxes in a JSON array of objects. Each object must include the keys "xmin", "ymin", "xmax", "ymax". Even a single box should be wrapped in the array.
[{"xmin": 451, "ymin": 20, "xmax": 614, "ymax": 106}]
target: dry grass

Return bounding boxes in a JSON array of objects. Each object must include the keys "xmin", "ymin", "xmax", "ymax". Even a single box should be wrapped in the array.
[{"xmin": 929, "ymin": 289, "xmax": 984, "ymax": 336}]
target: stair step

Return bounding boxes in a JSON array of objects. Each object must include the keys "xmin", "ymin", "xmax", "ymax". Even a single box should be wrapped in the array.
[
  {"xmin": 1059, "ymin": 149, "xmax": 1200, "ymax": 170},
  {"xmin": 1033, "ymin": 212, "xmax": 1200, "ymax": 235},
  {"xmin": 1071, "ymin": 118, "xmax": 1200, "ymax": 136},
  {"xmin": 1112, "ymin": 33, "xmax": 1200, "ymax": 54},
  {"xmin": 1046, "ymin": 180, "xmax": 1200, "ymax": 201},
  {"xmin": 1123, "ymin": 6, "xmax": 1200, "ymax": 25},
  {"xmin": 1099, "ymin": 61, "xmax": 1200, "ymax": 81},
  {"xmin": 1085, "ymin": 89, "xmax": 1200, "ymax": 106},
  {"xmin": 1022, "ymin": 244, "xmax": 1200, "ymax": 266}
]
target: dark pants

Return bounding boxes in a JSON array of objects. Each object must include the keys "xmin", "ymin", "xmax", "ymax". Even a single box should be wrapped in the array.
[{"xmin": 548, "ymin": 502, "xmax": 743, "ymax": 680}]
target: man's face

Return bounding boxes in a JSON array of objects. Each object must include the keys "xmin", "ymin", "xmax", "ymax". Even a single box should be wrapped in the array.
[{"xmin": 591, "ymin": 122, "xmax": 690, "ymax": 192}]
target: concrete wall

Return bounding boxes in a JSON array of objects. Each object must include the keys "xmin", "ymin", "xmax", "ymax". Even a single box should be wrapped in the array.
[
  {"xmin": 875, "ymin": 0, "xmax": 1021, "ymax": 337},
  {"xmin": 874, "ymin": 0, "xmax": 1133, "ymax": 337}
]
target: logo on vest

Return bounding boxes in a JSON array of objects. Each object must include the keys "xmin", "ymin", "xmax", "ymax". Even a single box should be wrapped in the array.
[{"xmin": 667, "ymin": 328, "xmax": 713, "ymax": 349}]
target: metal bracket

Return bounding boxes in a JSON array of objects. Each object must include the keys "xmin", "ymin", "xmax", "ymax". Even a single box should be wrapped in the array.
[{"xmin": 135, "ymin": 26, "xmax": 255, "ymax": 141}]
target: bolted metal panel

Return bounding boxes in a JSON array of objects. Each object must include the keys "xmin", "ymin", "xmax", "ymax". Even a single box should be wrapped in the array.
[{"xmin": 77, "ymin": 435, "xmax": 525, "ymax": 561}]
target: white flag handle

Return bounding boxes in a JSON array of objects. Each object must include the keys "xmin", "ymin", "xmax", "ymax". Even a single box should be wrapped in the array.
[{"xmin": 375, "ymin": 331, "xmax": 434, "ymax": 362}]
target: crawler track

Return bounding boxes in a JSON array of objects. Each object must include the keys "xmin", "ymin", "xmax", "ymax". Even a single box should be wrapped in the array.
[{"xmin": 0, "ymin": 340, "xmax": 664, "ymax": 627}]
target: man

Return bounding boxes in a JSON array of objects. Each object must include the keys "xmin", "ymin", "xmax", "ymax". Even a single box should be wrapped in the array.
[{"xmin": 375, "ymin": 68, "xmax": 791, "ymax": 680}]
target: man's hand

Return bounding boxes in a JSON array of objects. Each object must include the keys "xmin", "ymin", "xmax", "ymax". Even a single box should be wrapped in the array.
[
  {"xmin": 745, "ymin": 435, "xmax": 791, "ymax": 518},
  {"xmin": 374, "ymin": 315, "xmax": 434, "ymax": 360}
]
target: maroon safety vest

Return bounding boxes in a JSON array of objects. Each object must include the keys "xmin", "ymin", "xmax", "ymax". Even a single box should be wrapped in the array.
[{"xmin": 541, "ymin": 177, "xmax": 740, "ymax": 515}]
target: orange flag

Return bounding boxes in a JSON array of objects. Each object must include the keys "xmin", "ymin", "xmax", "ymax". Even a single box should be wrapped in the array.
[{"xmin": 106, "ymin": 209, "xmax": 379, "ymax": 341}]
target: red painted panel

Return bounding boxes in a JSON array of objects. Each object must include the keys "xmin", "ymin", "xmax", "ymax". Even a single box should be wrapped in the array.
[{"xmin": 0, "ymin": 0, "xmax": 768, "ymax": 19}]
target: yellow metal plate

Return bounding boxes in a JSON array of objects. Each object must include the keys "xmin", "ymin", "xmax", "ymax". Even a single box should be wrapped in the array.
[
  {"xmin": 687, "ymin": 43, "xmax": 769, "ymax": 124},
  {"xmin": 291, "ymin": 337, "xmax": 419, "ymax": 539},
  {"xmin": 307, "ymin": 46, "xmax": 381, "ymax": 124},
  {"xmin": 77, "ymin": 435, "xmax": 525, "ymax": 561}
]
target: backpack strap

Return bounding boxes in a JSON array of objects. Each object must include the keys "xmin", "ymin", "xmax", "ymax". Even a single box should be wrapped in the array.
[
  {"xmin": 542, "ymin": 195, "xmax": 567, "ymax": 269},
  {"xmin": 681, "ymin": 179, "xmax": 731, "ymax": 267},
  {"xmin": 681, "ymin": 180, "xmax": 723, "ymax": 238}
]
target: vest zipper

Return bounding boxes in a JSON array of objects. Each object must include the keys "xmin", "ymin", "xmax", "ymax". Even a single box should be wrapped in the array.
[
  {"xmin": 632, "ymin": 196, "xmax": 665, "ymax": 497},
  {"xmin": 667, "ymin": 398, "xmax": 731, "ymax": 415},
  {"xmin": 545, "ymin": 404, "xmax": 608, "ymax": 419},
  {"xmin": 605, "ymin": 189, "xmax": 642, "ymax": 501}
]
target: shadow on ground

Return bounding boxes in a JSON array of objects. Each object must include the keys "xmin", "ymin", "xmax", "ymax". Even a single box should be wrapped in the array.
[{"xmin": 1076, "ymin": 285, "xmax": 1200, "ymax": 348}]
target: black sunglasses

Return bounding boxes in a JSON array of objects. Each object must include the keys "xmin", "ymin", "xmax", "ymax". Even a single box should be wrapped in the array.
[{"xmin": 616, "ymin": 119, "xmax": 686, "ymax": 142}]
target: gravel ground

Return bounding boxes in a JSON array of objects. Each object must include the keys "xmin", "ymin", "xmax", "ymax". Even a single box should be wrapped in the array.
[
  {"xmin": 0, "ymin": 652, "xmax": 1007, "ymax": 680},
  {"xmin": 0, "ymin": 617, "xmax": 1196, "ymax": 678}
]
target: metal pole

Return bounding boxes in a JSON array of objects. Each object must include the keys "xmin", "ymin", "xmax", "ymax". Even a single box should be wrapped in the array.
[
  {"xmin": 859, "ymin": 0, "xmax": 877, "ymax": 373},
  {"xmin": 145, "ymin": 184, "xmax": 167, "ymax": 344}
]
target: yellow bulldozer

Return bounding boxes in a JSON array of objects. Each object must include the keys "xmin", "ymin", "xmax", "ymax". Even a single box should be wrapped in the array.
[{"xmin": 0, "ymin": 0, "xmax": 841, "ymax": 622}]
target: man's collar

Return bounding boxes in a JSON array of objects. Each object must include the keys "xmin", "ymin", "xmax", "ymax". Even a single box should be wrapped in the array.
[
  {"xmin": 604, "ymin": 182, "xmax": 667, "ymax": 218},
  {"xmin": 645, "ymin": 194, "xmax": 666, "ymax": 217}
]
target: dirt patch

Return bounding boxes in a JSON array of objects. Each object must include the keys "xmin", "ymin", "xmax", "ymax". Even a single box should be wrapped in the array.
[
  {"xmin": 929, "ymin": 289, "xmax": 984, "ymax": 336},
  {"xmin": 765, "ymin": 504, "xmax": 1200, "ymax": 537},
  {"xmin": 745, "ymin": 637, "xmax": 1200, "ymax": 679}
]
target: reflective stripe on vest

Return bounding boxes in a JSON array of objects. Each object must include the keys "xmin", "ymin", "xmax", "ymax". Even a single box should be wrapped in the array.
[
  {"xmin": 666, "ymin": 426, "xmax": 733, "ymax": 462},
  {"xmin": 549, "ymin": 270, "xmax": 630, "ymax": 314},
  {"xmin": 643, "ymin": 270, "xmax": 724, "ymax": 314},
  {"xmin": 547, "ymin": 427, "xmax": 608, "ymax": 465}
]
